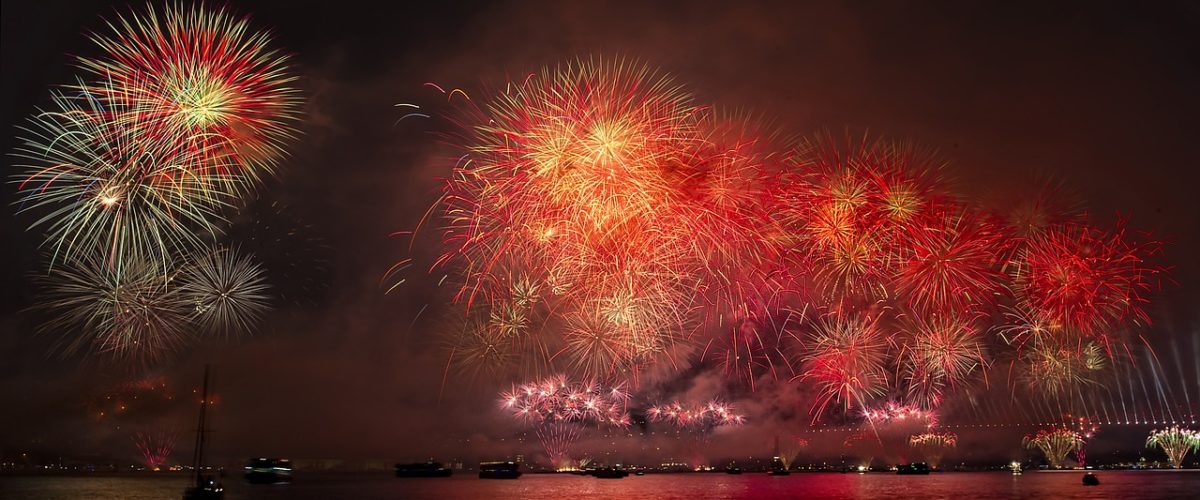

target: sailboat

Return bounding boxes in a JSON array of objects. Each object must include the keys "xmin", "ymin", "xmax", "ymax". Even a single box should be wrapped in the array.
[{"xmin": 183, "ymin": 365, "xmax": 224, "ymax": 500}]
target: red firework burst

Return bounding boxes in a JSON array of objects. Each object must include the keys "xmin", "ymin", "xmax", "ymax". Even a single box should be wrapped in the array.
[
  {"xmin": 893, "ymin": 205, "xmax": 1006, "ymax": 315},
  {"xmin": 1013, "ymin": 221, "xmax": 1162, "ymax": 338},
  {"xmin": 795, "ymin": 312, "xmax": 890, "ymax": 418}
]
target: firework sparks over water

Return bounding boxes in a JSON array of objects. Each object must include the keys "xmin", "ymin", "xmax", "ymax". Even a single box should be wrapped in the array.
[
  {"xmin": 499, "ymin": 375, "xmax": 630, "ymax": 466},
  {"xmin": 411, "ymin": 57, "xmax": 1173, "ymax": 433},
  {"xmin": 1023, "ymin": 425, "xmax": 1083, "ymax": 469},
  {"xmin": 4, "ymin": 0, "xmax": 1196, "ymax": 478},
  {"xmin": 1145, "ymin": 426, "xmax": 1200, "ymax": 469}
]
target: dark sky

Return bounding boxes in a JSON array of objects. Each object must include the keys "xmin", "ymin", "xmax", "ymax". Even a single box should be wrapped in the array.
[{"xmin": 2, "ymin": 0, "xmax": 1198, "ymax": 465}]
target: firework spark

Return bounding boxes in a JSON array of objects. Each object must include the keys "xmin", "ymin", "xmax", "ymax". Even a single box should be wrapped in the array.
[
  {"xmin": 499, "ymin": 375, "xmax": 629, "ymax": 467},
  {"xmin": 133, "ymin": 429, "xmax": 177, "ymax": 470},
  {"xmin": 1146, "ymin": 426, "xmax": 1200, "ymax": 469},
  {"xmin": 1023, "ymin": 426, "xmax": 1082, "ymax": 469},
  {"xmin": 647, "ymin": 400, "xmax": 746, "ymax": 431},
  {"xmin": 909, "ymin": 431, "xmax": 957, "ymax": 468}
]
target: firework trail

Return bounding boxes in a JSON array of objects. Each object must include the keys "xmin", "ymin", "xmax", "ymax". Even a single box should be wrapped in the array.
[{"xmin": 1146, "ymin": 426, "xmax": 1200, "ymax": 469}]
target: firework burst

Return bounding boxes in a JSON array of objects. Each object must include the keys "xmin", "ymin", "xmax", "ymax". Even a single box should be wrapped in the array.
[
  {"xmin": 899, "ymin": 314, "xmax": 988, "ymax": 408},
  {"xmin": 37, "ymin": 246, "xmax": 272, "ymax": 363},
  {"xmin": 13, "ymin": 85, "xmax": 234, "ymax": 270},
  {"xmin": 1018, "ymin": 338, "xmax": 1106, "ymax": 399},
  {"xmin": 499, "ymin": 375, "xmax": 629, "ymax": 467},
  {"xmin": 77, "ymin": 3, "xmax": 301, "ymax": 189},
  {"xmin": 434, "ymin": 58, "xmax": 727, "ymax": 379},
  {"xmin": 1146, "ymin": 426, "xmax": 1200, "ymax": 469},
  {"xmin": 1023, "ymin": 426, "xmax": 1082, "ymax": 469},
  {"xmin": 909, "ymin": 431, "xmax": 956, "ymax": 468},
  {"xmin": 795, "ymin": 312, "xmax": 890, "ymax": 417},
  {"xmin": 405, "ymin": 58, "xmax": 1173, "ymax": 427},
  {"xmin": 499, "ymin": 375, "xmax": 630, "ymax": 426},
  {"xmin": 647, "ymin": 400, "xmax": 746, "ymax": 431},
  {"xmin": 893, "ymin": 207, "xmax": 1005, "ymax": 315},
  {"xmin": 1012, "ymin": 222, "xmax": 1161, "ymax": 339},
  {"xmin": 178, "ymin": 246, "xmax": 271, "ymax": 337},
  {"xmin": 38, "ymin": 252, "xmax": 188, "ymax": 362},
  {"xmin": 133, "ymin": 429, "xmax": 177, "ymax": 470}
]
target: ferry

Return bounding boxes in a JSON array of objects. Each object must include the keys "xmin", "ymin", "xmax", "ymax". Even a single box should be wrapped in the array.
[
  {"xmin": 896, "ymin": 463, "xmax": 931, "ymax": 475},
  {"xmin": 245, "ymin": 458, "xmax": 293, "ymax": 484},
  {"xmin": 592, "ymin": 467, "xmax": 629, "ymax": 479},
  {"xmin": 394, "ymin": 460, "xmax": 453, "ymax": 477},
  {"xmin": 479, "ymin": 461, "xmax": 522, "ymax": 479}
]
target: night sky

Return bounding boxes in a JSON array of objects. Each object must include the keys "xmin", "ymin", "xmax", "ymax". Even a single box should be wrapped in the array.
[{"xmin": 2, "ymin": 0, "xmax": 1198, "ymax": 466}]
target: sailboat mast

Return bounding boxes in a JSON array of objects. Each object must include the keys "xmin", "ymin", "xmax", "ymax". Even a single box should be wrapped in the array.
[{"xmin": 191, "ymin": 365, "xmax": 210, "ymax": 482}]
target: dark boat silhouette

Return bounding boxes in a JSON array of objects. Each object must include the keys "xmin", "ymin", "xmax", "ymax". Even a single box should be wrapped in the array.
[
  {"xmin": 768, "ymin": 468, "xmax": 791, "ymax": 476},
  {"xmin": 479, "ymin": 461, "xmax": 522, "ymax": 479},
  {"xmin": 1082, "ymin": 473, "xmax": 1100, "ymax": 486},
  {"xmin": 896, "ymin": 463, "xmax": 931, "ymax": 475},
  {"xmin": 245, "ymin": 458, "xmax": 293, "ymax": 484},
  {"xmin": 592, "ymin": 467, "xmax": 629, "ymax": 478},
  {"xmin": 182, "ymin": 366, "xmax": 224, "ymax": 500},
  {"xmin": 394, "ymin": 460, "xmax": 452, "ymax": 477},
  {"xmin": 725, "ymin": 467, "xmax": 743, "ymax": 474}
]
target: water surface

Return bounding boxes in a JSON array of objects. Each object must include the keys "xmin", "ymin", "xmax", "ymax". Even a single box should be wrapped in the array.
[{"xmin": 2, "ymin": 470, "xmax": 1196, "ymax": 499}]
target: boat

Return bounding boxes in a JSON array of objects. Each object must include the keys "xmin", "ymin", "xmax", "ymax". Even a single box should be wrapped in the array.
[
  {"xmin": 394, "ymin": 460, "xmax": 452, "ymax": 478},
  {"xmin": 634, "ymin": 471, "xmax": 645, "ymax": 476},
  {"xmin": 768, "ymin": 468, "xmax": 791, "ymax": 476},
  {"xmin": 479, "ymin": 461, "xmax": 522, "ymax": 479},
  {"xmin": 592, "ymin": 467, "xmax": 629, "ymax": 479},
  {"xmin": 182, "ymin": 366, "xmax": 224, "ymax": 500},
  {"xmin": 725, "ymin": 467, "xmax": 743, "ymax": 474},
  {"xmin": 896, "ymin": 463, "xmax": 931, "ymax": 475},
  {"xmin": 244, "ymin": 458, "xmax": 293, "ymax": 484},
  {"xmin": 1082, "ymin": 473, "xmax": 1100, "ymax": 486}
]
